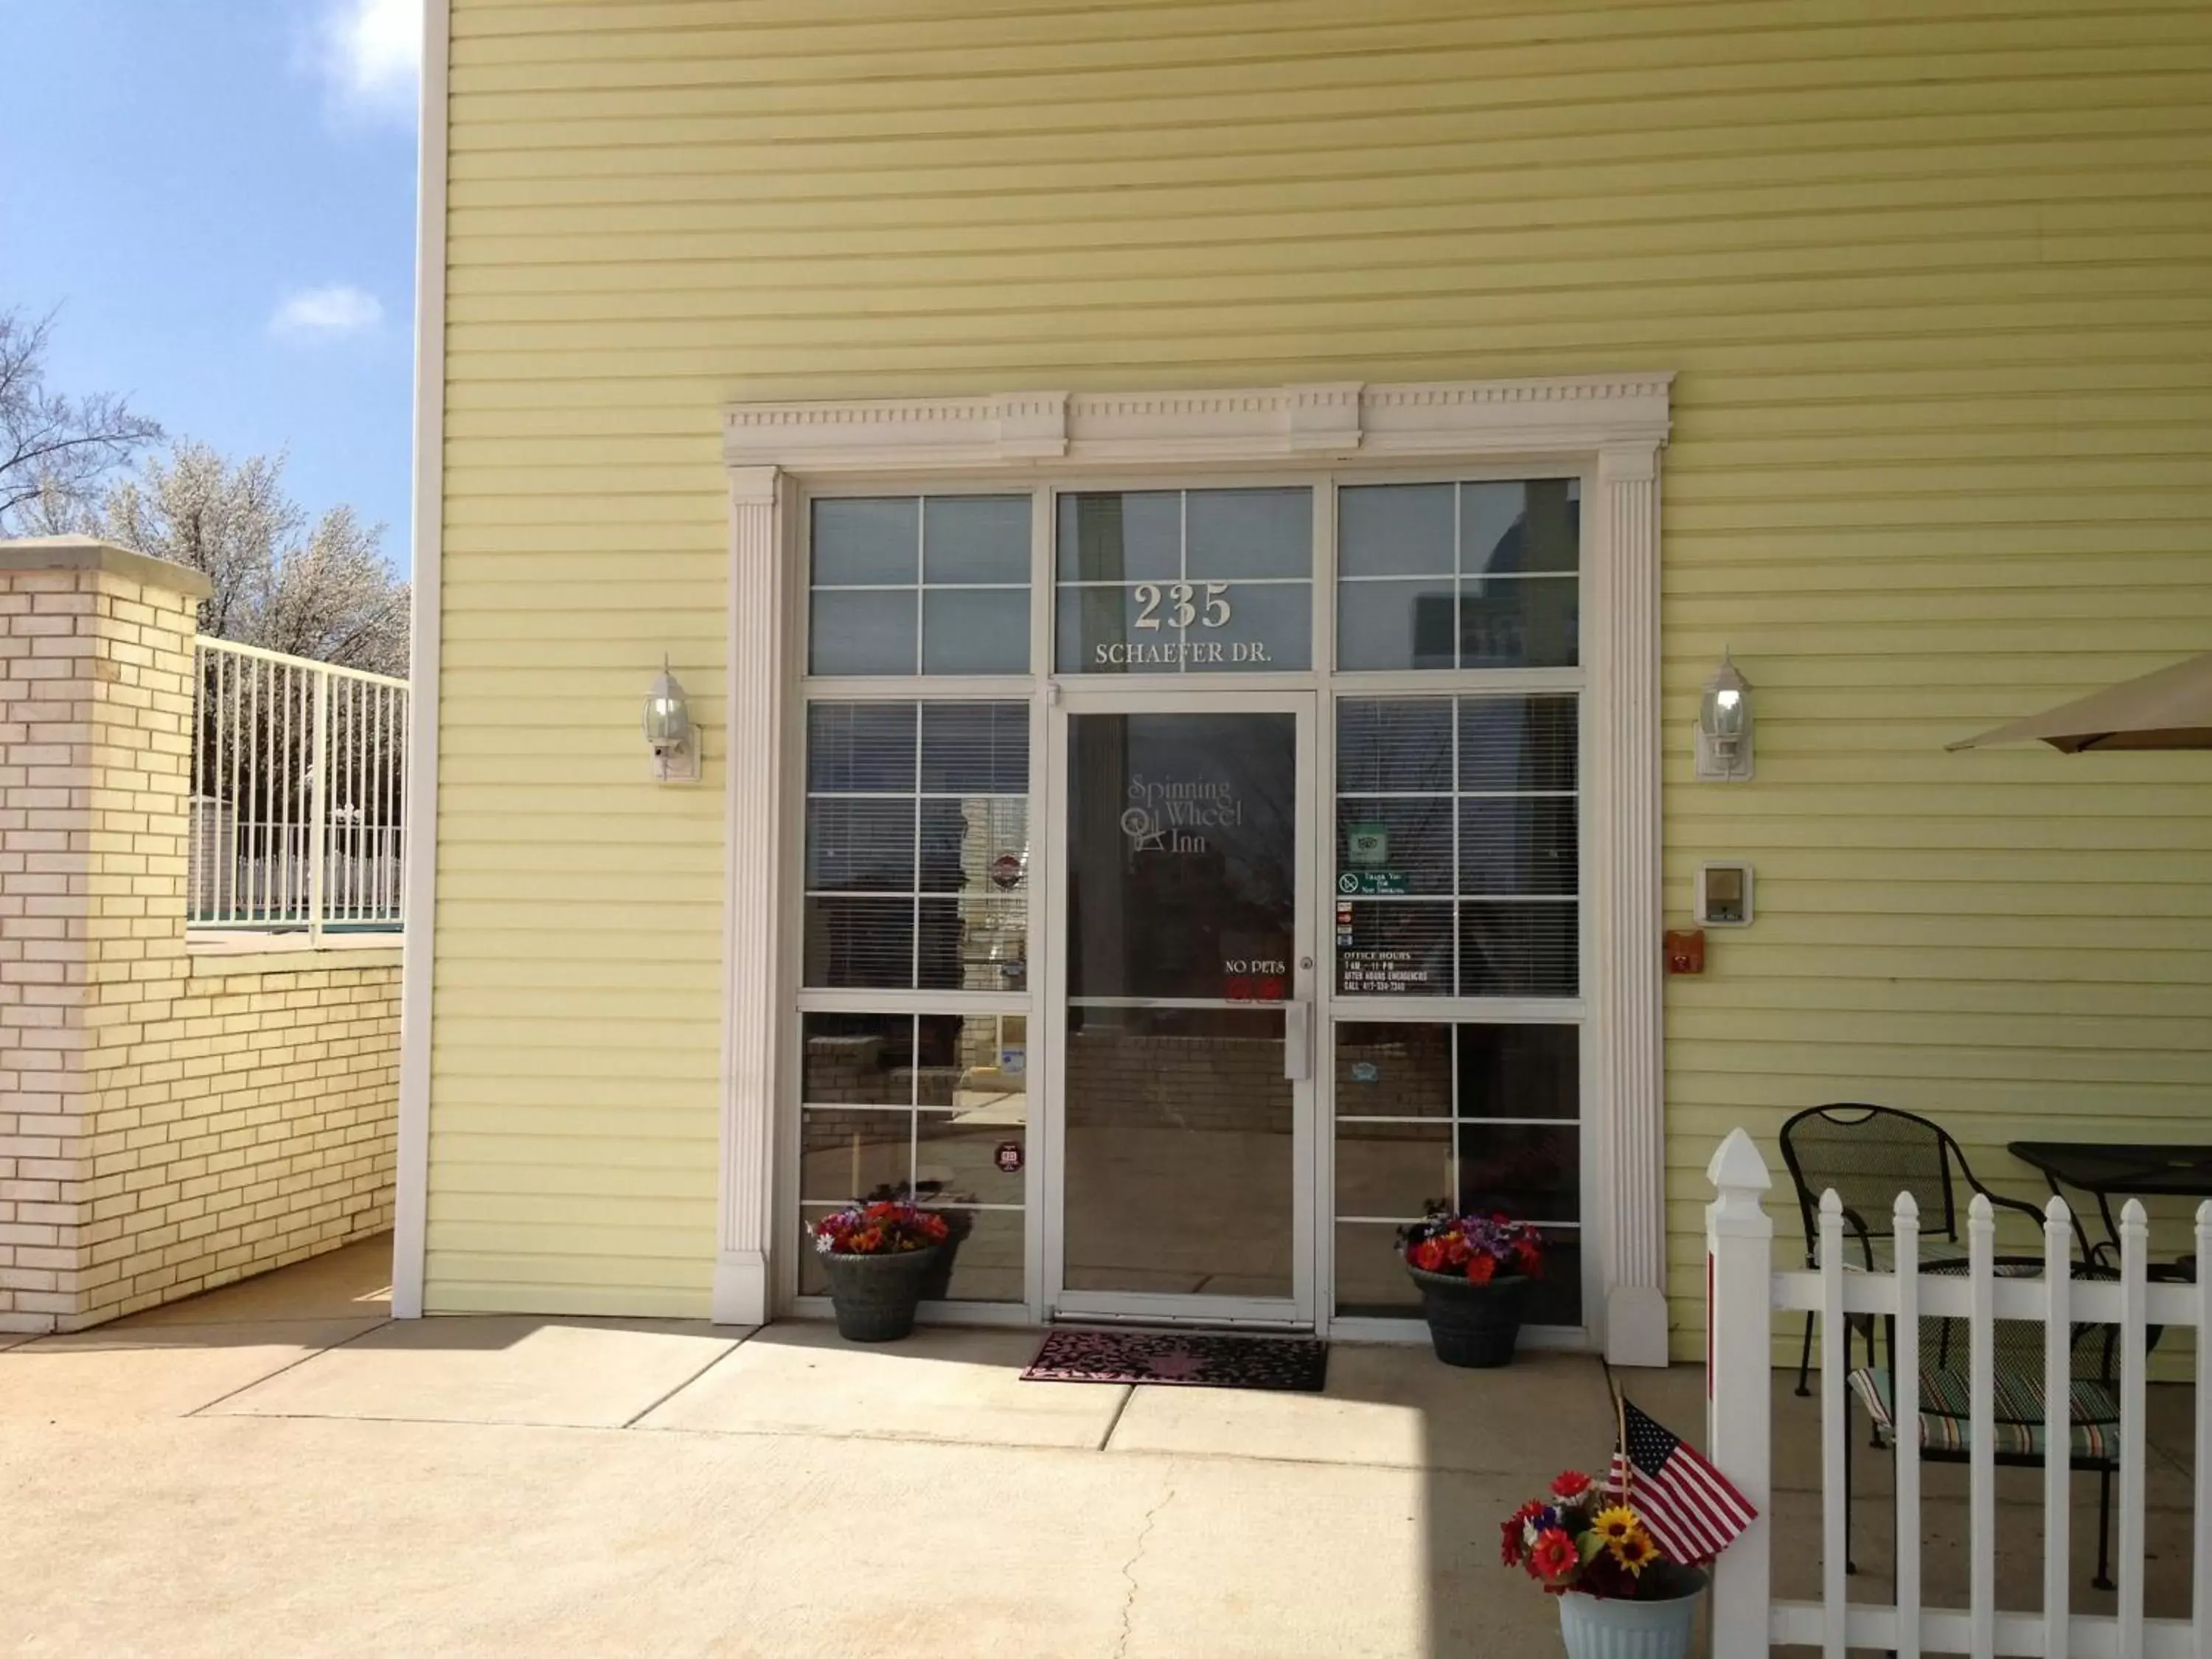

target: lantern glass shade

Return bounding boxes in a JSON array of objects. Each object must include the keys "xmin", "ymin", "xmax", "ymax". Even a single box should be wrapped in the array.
[
  {"xmin": 1700, "ymin": 659, "xmax": 1749, "ymax": 748},
  {"xmin": 644, "ymin": 668, "xmax": 692, "ymax": 747}
]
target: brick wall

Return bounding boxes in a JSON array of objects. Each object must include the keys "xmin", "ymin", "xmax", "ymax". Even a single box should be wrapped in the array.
[
  {"xmin": 76, "ymin": 954, "xmax": 400, "ymax": 1324},
  {"xmin": 0, "ymin": 552, "xmax": 201, "ymax": 1332},
  {"xmin": 0, "ymin": 539, "xmax": 400, "ymax": 1334}
]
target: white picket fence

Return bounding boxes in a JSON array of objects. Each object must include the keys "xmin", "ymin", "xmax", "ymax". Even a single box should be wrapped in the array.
[{"xmin": 1705, "ymin": 1127, "xmax": 2212, "ymax": 1659}]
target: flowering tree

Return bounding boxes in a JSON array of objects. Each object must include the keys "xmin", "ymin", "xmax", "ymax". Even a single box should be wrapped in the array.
[
  {"xmin": 93, "ymin": 442, "xmax": 408, "ymax": 676},
  {"xmin": 0, "ymin": 308, "xmax": 161, "ymax": 532},
  {"xmin": 1, "ymin": 310, "xmax": 406, "ymax": 676},
  {"xmin": 100, "ymin": 444, "xmax": 414, "ymax": 869}
]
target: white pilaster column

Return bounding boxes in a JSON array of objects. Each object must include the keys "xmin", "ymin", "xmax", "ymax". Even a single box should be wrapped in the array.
[
  {"xmin": 714, "ymin": 465, "xmax": 789, "ymax": 1325},
  {"xmin": 1592, "ymin": 442, "xmax": 1669, "ymax": 1366}
]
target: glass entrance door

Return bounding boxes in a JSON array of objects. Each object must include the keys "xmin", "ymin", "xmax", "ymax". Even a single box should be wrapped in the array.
[{"xmin": 1046, "ymin": 692, "xmax": 1316, "ymax": 1324}]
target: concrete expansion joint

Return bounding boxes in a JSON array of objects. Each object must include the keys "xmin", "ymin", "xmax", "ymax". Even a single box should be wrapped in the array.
[
  {"xmin": 1113, "ymin": 1481, "xmax": 1173, "ymax": 1659},
  {"xmin": 180, "ymin": 1315, "xmax": 387, "ymax": 1418}
]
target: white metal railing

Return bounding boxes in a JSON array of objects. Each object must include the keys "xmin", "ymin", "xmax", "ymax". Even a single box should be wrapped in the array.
[
  {"xmin": 190, "ymin": 637, "xmax": 408, "ymax": 936},
  {"xmin": 1706, "ymin": 1127, "xmax": 2212, "ymax": 1659}
]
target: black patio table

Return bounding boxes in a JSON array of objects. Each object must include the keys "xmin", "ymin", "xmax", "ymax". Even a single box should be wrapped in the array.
[{"xmin": 2006, "ymin": 1139, "xmax": 2212, "ymax": 1266}]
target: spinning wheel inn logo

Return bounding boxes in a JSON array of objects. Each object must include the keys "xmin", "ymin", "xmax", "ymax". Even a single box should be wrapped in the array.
[{"xmin": 1121, "ymin": 773, "xmax": 1242, "ymax": 855}]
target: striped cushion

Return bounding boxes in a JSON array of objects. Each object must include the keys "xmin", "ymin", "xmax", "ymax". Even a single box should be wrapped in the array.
[
  {"xmin": 1815, "ymin": 1237, "xmax": 1972, "ymax": 1273},
  {"xmin": 1847, "ymin": 1366, "xmax": 2119, "ymax": 1461},
  {"xmin": 1814, "ymin": 1240, "xmax": 2042, "ymax": 1276}
]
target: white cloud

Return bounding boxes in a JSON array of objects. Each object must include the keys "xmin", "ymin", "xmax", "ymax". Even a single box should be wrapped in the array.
[
  {"xmin": 271, "ymin": 285, "xmax": 386, "ymax": 342},
  {"xmin": 313, "ymin": 0, "xmax": 422, "ymax": 127}
]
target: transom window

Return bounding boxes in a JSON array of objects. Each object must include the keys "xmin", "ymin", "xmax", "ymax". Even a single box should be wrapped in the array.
[
  {"xmin": 808, "ymin": 495, "xmax": 1032, "ymax": 675},
  {"xmin": 1337, "ymin": 479, "xmax": 1579, "ymax": 671},
  {"xmin": 1055, "ymin": 487, "xmax": 1313, "ymax": 673}
]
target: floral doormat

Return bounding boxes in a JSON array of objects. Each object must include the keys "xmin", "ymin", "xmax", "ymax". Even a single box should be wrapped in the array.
[{"xmin": 1021, "ymin": 1329, "xmax": 1329, "ymax": 1391}]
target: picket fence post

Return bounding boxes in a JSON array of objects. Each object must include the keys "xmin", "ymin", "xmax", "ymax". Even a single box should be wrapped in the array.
[{"xmin": 1706, "ymin": 1127, "xmax": 1775, "ymax": 1659}]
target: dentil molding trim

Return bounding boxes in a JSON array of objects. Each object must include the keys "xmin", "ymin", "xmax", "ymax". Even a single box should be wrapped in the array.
[{"xmin": 723, "ymin": 375, "xmax": 1674, "ymax": 473}]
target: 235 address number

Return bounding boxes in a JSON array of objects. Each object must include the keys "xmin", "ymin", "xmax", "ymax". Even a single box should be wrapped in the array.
[{"xmin": 1133, "ymin": 582, "xmax": 1231, "ymax": 630}]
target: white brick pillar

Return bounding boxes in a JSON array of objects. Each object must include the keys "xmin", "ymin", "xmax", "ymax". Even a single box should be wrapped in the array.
[{"xmin": 0, "ymin": 536, "xmax": 209, "ymax": 1334}]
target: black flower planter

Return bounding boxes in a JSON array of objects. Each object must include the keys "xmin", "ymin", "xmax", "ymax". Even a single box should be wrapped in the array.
[
  {"xmin": 821, "ymin": 1245, "xmax": 942, "ymax": 1343},
  {"xmin": 1405, "ymin": 1265, "xmax": 1531, "ymax": 1368},
  {"xmin": 914, "ymin": 1211, "xmax": 973, "ymax": 1303}
]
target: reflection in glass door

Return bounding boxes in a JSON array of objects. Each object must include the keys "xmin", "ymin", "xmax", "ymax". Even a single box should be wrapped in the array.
[{"xmin": 1049, "ymin": 698, "xmax": 1315, "ymax": 1323}]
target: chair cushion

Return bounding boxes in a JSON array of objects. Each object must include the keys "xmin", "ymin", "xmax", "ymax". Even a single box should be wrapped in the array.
[
  {"xmin": 1812, "ymin": 1239, "xmax": 2020, "ymax": 1273},
  {"xmin": 1847, "ymin": 1366, "xmax": 2119, "ymax": 1461}
]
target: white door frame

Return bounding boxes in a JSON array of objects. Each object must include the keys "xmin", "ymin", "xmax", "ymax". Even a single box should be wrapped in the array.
[
  {"xmin": 1041, "ymin": 684, "xmax": 1321, "ymax": 1329},
  {"xmin": 709, "ymin": 377, "xmax": 1674, "ymax": 1365}
]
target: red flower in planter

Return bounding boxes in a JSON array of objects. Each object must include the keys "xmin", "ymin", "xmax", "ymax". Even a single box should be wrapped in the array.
[
  {"xmin": 811, "ymin": 1200, "xmax": 950, "ymax": 1256},
  {"xmin": 1549, "ymin": 1471, "xmax": 1592, "ymax": 1500},
  {"xmin": 1500, "ymin": 1512, "xmax": 1530, "ymax": 1566},
  {"xmin": 1397, "ymin": 1206, "xmax": 1546, "ymax": 1281},
  {"xmin": 1528, "ymin": 1526, "xmax": 1578, "ymax": 1582}
]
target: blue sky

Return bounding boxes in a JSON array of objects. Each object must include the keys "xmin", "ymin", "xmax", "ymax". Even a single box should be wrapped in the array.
[{"xmin": 1, "ymin": 1, "xmax": 421, "ymax": 572}]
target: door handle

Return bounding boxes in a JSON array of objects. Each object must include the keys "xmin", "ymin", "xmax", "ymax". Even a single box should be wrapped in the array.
[{"xmin": 1283, "ymin": 1002, "xmax": 1312, "ymax": 1082}]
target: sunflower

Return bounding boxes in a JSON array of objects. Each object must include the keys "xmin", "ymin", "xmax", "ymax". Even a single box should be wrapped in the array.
[
  {"xmin": 1608, "ymin": 1526, "xmax": 1658, "ymax": 1576},
  {"xmin": 1592, "ymin": 1505, "xmax": 1640, "ymax": 1544}
]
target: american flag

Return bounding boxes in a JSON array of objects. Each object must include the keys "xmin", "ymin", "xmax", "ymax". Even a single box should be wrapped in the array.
[{"xmin": 1604, "ymin": 1399, "xmax": 1757, "ymax": 1566}]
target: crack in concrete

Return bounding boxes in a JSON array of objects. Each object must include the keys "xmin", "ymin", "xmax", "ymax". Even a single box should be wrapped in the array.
[{"xmin": 1113, "ymin": 1483, "xmax": 1173, "ymax": 1659}]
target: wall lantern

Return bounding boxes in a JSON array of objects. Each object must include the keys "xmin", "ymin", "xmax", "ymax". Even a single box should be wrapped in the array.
[
  {"xmin": 644, "ymin": 658, "xmax": 700, "ymax": 784},
  {"xmin": 1694, "ymin": 651, "xmax": 1754, "ymax": 782}
]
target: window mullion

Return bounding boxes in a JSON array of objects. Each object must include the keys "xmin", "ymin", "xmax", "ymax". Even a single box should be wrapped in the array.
[
  {"xmin": 1452, "ymin": 480, "xmax": 1464, "ymax": 672},
  {"xmin": 1451, "ymin": 695, "xmax": 1463, "ymax": 999}
]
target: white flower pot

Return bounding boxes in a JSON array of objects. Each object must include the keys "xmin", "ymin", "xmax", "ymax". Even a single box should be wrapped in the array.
[{"xmin": 1555, "ymin": 1574, "xmax": 1705, "ymax": 1659}]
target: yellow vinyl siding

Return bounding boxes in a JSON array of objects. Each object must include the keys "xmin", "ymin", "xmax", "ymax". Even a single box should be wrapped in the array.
[{"xmin": 431, "ymin": 0, "xmax": 2212, "ymax": 1329}]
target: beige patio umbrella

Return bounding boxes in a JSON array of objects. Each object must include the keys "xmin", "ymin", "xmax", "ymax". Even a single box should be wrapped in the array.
[{"xmin": 1948, "ymin": 652, "xmax": 2212, "ymax": 753}]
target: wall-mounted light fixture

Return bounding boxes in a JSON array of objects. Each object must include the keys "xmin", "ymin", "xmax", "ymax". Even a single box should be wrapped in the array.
[
  {"xmin": 644, "ymin": 658, "xmax": 699, "ymax": 784},
  {"xmin": 1694, "ymin": 651, "xmax": 1754, "ymax": 782}
]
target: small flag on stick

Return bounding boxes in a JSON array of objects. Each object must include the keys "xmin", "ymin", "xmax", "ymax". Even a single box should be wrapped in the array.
[{"xmin": 1604, "ymin": 1399, "xmax": 1756, "ymax": 1566}]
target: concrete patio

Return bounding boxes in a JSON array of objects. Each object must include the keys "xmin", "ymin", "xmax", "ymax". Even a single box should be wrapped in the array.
[
  {"xmin": 0, "ymin": 1237, "xmax": 1608, "ymax": 1658},
  {"xmin": 7, "ymin": 1239, "xmax": 2192, "ymax": 1656}
]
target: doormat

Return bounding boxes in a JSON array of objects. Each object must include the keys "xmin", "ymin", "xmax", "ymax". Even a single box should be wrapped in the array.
[{"xmin": 1022, "ymin": 1329, "xmax": 1328, "ymax": 1392}]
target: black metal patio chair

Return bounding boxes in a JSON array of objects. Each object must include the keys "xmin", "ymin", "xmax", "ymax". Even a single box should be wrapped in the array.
[
  {"xmin": 1842, "ymin": 1253, "xmax": 2123, "ymax": 1591},
  {"xmin": 1778, "ymin": 1104, "xmax": 2075, "ymax": 1395}
]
